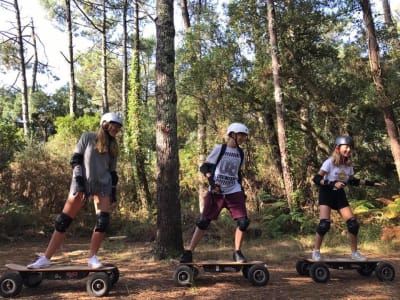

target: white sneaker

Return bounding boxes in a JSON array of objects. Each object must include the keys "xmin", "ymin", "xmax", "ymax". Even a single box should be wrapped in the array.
[
  {"xmin": 351, "ymin": 251, "xmax": 367, "ymax": 261},
  {"xmin": 312, "ymin": 249, "xmax": 321, "ymax": 261},
  {"xmin": 27, "ymin": 256, "xmax": 51, "ymax": 269},
  {"xmin": 88, "ymin": 255, "xmax": 103, "ymax": 269}
]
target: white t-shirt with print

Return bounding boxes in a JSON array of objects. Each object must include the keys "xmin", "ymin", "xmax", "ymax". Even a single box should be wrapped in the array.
[
  {"xmin": 321, "ymin": 157, "xmax": 354, "ymax": 183},
  {"xmin": 206, "ymin": 144, "xmax": 244, "ymax": 195}
]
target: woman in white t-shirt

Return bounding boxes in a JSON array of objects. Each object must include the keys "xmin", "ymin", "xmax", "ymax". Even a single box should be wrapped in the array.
[{"xmin": 311, "ymin": 136, "xmax": 384, "ymax": 261}]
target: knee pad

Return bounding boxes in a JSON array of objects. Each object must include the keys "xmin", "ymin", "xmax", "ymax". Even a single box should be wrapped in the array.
[
  {"xmin": 196, "ymin": 217, "xmax": 211, "ymax": 230},
  {"xmin": 236, "ymin": 217, "xmax": 250, "ymax": 232},
  {"xmin": 316, "ymin": 219, "xmax": 331, "ymax": 236},
  {"xmin": 54, "ymin": 213, "xmax": 73, "ymax": 233},
  {"xmin": 346, "ymin": 217, "xmax": 359, "ymax": 235},
  {"xmin": 95, "ymin": 212, "xmax": 110, "ymax": 232}
]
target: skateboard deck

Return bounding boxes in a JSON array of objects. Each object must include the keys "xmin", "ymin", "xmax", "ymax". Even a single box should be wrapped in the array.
[
  {"xmin": 174, "ymin": 260, "xmax": 269, "ymax": 287},
  {"xmin": 296, "ymin": 258, "xmax": 395, "ymax": 283},
  {"xmin": 1, "ymin": 263, "xmax": 119, "ymax": 298}
]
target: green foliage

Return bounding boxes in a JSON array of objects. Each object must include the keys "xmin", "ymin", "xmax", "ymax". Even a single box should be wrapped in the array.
[{"xmin": 0, "ymin": 119, "xmax": 24, "ymax": 170}]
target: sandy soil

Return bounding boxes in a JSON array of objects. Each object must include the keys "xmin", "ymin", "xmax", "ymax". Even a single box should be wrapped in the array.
[{"xmin": 0, "ymin": 239, "xmax": 398, "ymax": 300}]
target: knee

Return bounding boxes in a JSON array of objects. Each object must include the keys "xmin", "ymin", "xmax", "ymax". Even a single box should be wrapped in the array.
[
  {"xmin": 94, "ymin": 212, "xmax": 110, "ymax": 232},
  {"xmin": 316, "ymin": 219, "xmax": 331, "ymax": 236},
  {"xmin": 236, "ymin": 217, "xmax": 250, "ymax": 232},
  {"xmin": 54, "ymin": 213, "xmax": 73, "ymax": 233},
  {"xmin": 196, "ymin": 217, "xmax": 211, "ymax": 230},
  {"xmin": 346, "ymin": 217, "xmax": 360, "ymax": 235}
]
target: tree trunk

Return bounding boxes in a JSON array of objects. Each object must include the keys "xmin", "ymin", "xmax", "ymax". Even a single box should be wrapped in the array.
[
  {"xmin": 180, "ymin": 0, "xmax": 190, "ymax": 30},
  {"xmin": 101, "ymin": 0, "xmax": 108, "ymax": 113},
  {"xmin": 122, "ymin": 0, "xmax": 128, "ymax": 118},
  {"xmin": 14, "ymin": 0, "xmax": 29, "ymax": 136},
  {"xmin": 267, "ymin": 0, "xmax": 294, "ymax": 208},
  {"xmin": 65, "ymin": 0, "xmax": 76, "ymax": 116},
  {"xmin": 154, "ymin": 0, "xmax": 183, "ymax": 259},
  {"xmin": 30, "ymin": 19, "xmax": 38, "ymax": 94},
  {"xmin": 359, "ymin": 0, "xmax": 400, "ymax": 182}
]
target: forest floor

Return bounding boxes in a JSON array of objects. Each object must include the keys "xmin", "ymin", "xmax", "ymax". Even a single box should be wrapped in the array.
[{"xmin": 0, "ymin": 237, "xmax": 399, "ymax": 300}]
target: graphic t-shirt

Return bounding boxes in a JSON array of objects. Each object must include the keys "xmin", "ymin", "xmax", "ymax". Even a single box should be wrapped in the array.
[
  {"xmin": 206, "ymin": 144, "xmax": 244, "ymax": 195},
  {"xmin": 320, "ymin": 157, "xmax": 354, "ymax": 184}
]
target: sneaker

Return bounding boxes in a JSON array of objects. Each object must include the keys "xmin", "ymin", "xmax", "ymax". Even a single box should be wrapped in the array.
[
  {"xmin": 27, "ymin": 255, "xmax": 51, "ymax": 269},
  {"xmin": 88, "ymin": 255, "xmax": 103, "ymax": 268},
  {"xmin": 311, "ymin": 249, "xmax": 321, "ymax": 261},
  {"xmin": 351, "ymin": 250, "xmax": 367, "ymax": 261},
  {"xmin": 179, "ymin": 250, "xmax": 193, "ymax": 263},
  {"xmin": 233, "ymin": 250, "xmax": 247, "ymax": 263}
]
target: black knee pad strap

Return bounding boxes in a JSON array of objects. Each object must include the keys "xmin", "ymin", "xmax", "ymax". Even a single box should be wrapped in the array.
[
  {"xmin": 95, "ymin": 212, "xmax": 110, "ymax": 232},
  {"xmin": 346, "ymin": 217, "xmax": 360, "ymax": 235},
  {"xmin": 196, "ymin": 217, "xmax": 211, "ymax": 230},
  {"xmin": 236, "ymin": 217, "xmax": 250, "ymax": 232},
  {"xmin": 316, "ymin": 219, "xmax": 331, "ymax": 236},
  {"xmin": 55, "ymin": 213, "xmax": 73, "ymax": 233}
]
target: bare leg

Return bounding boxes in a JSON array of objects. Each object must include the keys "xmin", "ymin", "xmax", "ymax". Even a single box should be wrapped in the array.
[
  {"xmin": 88, "ymin": 194, "xmax": 111, "ymax": 258},
  {"xmin": 313, "ymin": 205, "xmax": 331, "ymax": 250},
  {"xmin": 339, "ymin": 206, "xmax": 357, "ymax": 253},
  {"xmin": 234, "ymin": 228, "xmax": 244, "ymax": 251},
  {"xmin": 43, "ymin": 192, "xmax": 86, "ymax": 259},
  {"xmin": 187, "ymin": 227, "xmax": 205, "ymax": 251}
]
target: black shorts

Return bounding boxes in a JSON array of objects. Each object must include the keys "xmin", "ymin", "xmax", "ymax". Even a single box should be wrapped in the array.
[{"xmin": 318, "ymin": 186, "xmax": 350, "ymax": 210}]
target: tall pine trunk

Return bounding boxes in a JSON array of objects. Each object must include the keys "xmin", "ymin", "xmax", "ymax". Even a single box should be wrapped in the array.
[
  {"xmin": 154, "ymin": 0, "xmax": 183, "ymax": 259},
  {"xmin": 267, "ymin": 0, "xmax": 293, "ymax": 208},
  {"xmin": 65, "ymin": 0, "xmax": 76, "ymax": 116},
  {"xmin": 359, "ymin": 0, "xmax": 400, "ymax": 182}
]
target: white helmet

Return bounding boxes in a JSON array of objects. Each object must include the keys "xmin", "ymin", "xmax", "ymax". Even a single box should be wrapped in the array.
[
  {"xmin": 226, "ymin": 122, "xmax": 249, "ymax": 136},
  {"xmin": 100, "ymin": 112, "xmax": 123, "ymax": 127}
]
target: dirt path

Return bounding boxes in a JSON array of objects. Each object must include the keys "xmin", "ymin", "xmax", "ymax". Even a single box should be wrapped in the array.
[{"xmin": 0, "ymin": 239, "xmax": 398, "ymax": 299}]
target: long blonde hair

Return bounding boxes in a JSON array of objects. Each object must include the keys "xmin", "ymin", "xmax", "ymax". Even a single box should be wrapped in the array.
[
  {"xmin": 95, "ymin": 123, "xmax": 119, "ymax": 157},
  {"xmin": 331, "ymin": 149, "xmax": 352, "ymax": 167}
]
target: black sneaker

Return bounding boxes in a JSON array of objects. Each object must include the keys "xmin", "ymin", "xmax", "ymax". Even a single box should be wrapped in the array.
[
  {"xmin": 179, "ymin": 250, "xmax": 193, "ymax": 263},
  {"xmin": 233, "ymin": 250, "xmax": 247, "ymax": 263}
]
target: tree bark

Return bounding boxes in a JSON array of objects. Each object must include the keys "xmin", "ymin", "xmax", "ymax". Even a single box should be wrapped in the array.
[
  {"xmin": 101, "ymin": 0, "xmax": 108, "ymax": 113},
  {"xmin": 154, "ymin": 0, "xmax": 183, "ymax": 259},
  {"xmin": 65, "ymin": 0, "xmax": 76, "ymax": 116},
  {"xmin": 359, "ymin": 0, "xmax": 400, "ymax": 182},
  {"xmin": 121, "ymin": 0, "xmax": 128, "ymax": 118},
  {"xmin": 267, "ymin": 0, "xmax": 294, "ymax": 208},
  {"xmin": 14, "ymin": 0, "xmax": 29, "ymax": 136}
]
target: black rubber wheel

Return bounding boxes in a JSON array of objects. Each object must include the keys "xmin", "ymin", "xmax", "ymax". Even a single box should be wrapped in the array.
[
  {"xmin": 296, "ymin": 260, "xmax": 310, "ymax": 276},
  {"xmin": 86, "ymin": 272, "xmax": 111, "ymax": 297},
  {"xmin": 375, "ymin": 262, "xmax": 395, "ymax": 282},
  {"xmin": 248, "ymin": 264, "xmax": 269, "ymax": 286},
  {"xmin": 173, "ymin": 265, "xmax": 194, "ymax": 287},
  {"xmin": 22, "ymin": 272, "xmax": 43, "ymax": 288},
  {"xmin": 0, "ymin": 272, "xmax": 24, "ymax": 298},
  {"xmin": 310, "ymin": 263, "xmax": 330, "ymax": 283},
  {"xmin": 242, "ymin": 266, "xmax": 250, "ymax": 279},
  {"xmin": 108, "ymin": 268, "xmax": 119, "ymax": 285},
  {"xmin": 356, "ymin": 263, "xmax": 376, "ymax": 277}
]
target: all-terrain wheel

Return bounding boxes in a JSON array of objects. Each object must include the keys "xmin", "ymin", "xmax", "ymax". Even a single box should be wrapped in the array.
[
  {"xmin": 356, "ymin": 263, "xmax": 376, "ymax": 277},
  {"xmin": 296, "ymin": 260, "xmax": 310, "ymax": 276},
  {"xmin": 173, "ymin": 265, "xmax": 194, "ymax": 287},
  {"xmin": 86, "ymin": 272, "xmax": 111, "ymax": 297},
  {"xmin": 310, "ymin": 263, "xmax": 330, "ymax": 283},
  {"xmin": 375, "ymin": 262, "xmax": 395, "ymax": 282},
  {"xmin": 0, "ymin": 272, "xmax": 23, "ymax": 298},
  {"xmin": 248, "ymin": 264, "xmax": 269, "ymax": 286},
  {"xmin": 22, "ymin": 272, "xmax": 43, "ymax": 288}
]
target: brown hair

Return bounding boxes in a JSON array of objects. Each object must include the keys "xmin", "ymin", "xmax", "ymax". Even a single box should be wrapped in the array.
[
  {"xmin": 95, "ymin": 123, "xmax": 119, "ymax": 157},
  {"xmin": 331, "ymin": 148, "xmax": 352, "ymax": 167}
]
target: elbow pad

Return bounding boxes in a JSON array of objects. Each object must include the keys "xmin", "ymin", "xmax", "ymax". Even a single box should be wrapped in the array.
[
  {"xmin": 200, "ymin": 163, "xmax": 215, "ymax": 176},
  {"xmin": 313, "ymin": 174, "xmax": 324, "ymax": 186},
  {"xmin": 348, "ymin": 178, "xmax": 360, "ymax": 186},
  {"xmin": 70, "ymin": 153, "xmax": 83, "ymax": 168}
]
